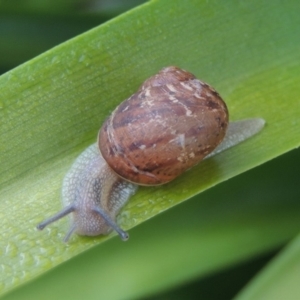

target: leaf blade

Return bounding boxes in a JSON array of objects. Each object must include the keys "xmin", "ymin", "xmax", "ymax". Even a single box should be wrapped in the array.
[{"xmin": 0, "ymin": 0, "xmax": 300, "ymax": 296}]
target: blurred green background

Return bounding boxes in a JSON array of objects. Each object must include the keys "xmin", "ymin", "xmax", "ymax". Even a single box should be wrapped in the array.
[
  {"xmin": 0, "ymin": 1, "xmax": 299, "ymax": 299},
  {"xmin": 0, "ymin": 0, "xmax": 146, "ymax": 72}
]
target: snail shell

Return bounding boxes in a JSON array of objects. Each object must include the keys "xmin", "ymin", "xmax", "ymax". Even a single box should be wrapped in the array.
[
  {"xmin": 99, "ymin": 66, "xmax": 228, "ymax": 185},
  {"xmin": 37, "ymin": 66, "xmax": 265, "ymax": 242}
]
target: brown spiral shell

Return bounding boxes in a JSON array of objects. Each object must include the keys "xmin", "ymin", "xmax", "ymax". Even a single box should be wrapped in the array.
[{"xmin": 98, "ymin": 66, "xmax": 229, "ymax": 185}]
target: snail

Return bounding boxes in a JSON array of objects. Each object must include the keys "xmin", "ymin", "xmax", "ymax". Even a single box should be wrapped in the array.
[{"xmin": 37, "ymin": 66, "xmax": 265, "ymax": 242}]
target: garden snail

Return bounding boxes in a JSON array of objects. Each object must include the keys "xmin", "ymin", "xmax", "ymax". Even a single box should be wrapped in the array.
[{"xmin": 37, "ymin": 66, "xmax": 265, "ymax": 242}]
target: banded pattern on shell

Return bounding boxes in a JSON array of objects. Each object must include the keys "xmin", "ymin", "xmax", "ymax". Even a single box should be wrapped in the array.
[{"xmin": 98, "ymin": 66, "xmax": 229, "ymax": 185}]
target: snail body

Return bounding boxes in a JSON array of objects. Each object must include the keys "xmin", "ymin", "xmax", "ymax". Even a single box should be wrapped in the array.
[
  {"xmin": 49, "ymin": 145, "xmax": 136, "ymax": 242},
  {"xmin": 37, "ymin": 66, "xmax": 265, "ymax": 242}
]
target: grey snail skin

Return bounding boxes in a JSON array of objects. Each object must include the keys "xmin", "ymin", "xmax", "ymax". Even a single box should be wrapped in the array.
[{"xmin": 37, "ymin": 66, "xmax": 265, "ymax": 242}]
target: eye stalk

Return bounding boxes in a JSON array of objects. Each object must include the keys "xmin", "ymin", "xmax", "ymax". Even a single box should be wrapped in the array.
[{"xmin": 37, "ymin": 144, "xmax": 137, "ymax": 242}]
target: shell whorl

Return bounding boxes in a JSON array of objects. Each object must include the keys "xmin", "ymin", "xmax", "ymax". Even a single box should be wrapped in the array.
[{"xmin": 99, "ymin": 66, "xmax": 229, "ymax": 185}]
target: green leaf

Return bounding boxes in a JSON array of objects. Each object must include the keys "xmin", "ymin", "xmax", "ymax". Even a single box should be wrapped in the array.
[
  {"xmin": 0, "ymin": 0, "xmax": 299, "ymax": 298},
  {"xmin": 234, "ymin": 232, "xmax": 300, "ymax": 300},
  {"xmin": 2, "ymin": 147, "xmax": 300, "ymax": 300}
]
